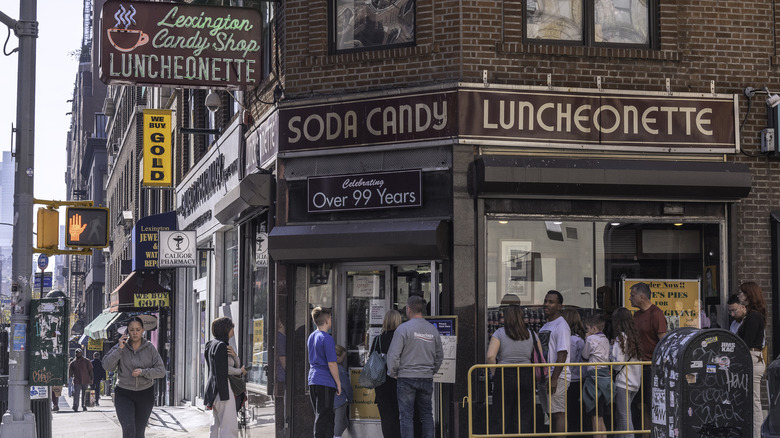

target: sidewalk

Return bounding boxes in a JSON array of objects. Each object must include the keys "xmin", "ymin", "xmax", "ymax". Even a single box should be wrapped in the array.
[{"xmin": 51, "ymin": 388, "xmax": 276, "ymax": 437}]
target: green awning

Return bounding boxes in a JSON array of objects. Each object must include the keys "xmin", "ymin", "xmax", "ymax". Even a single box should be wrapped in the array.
[{"xmin": 82, "ymin": 312, "xmax": 121, "ymax": 340}]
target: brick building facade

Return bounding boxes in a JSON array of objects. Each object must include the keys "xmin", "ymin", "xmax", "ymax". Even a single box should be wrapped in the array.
[{"xmin": 267, "ymin": 1, "xmax": 780, "ymax": 436}]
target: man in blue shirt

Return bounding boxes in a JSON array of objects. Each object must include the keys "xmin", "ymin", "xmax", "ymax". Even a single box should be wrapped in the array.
[{"xmin": 307, "ymin": 307, "xmax": 342, "ymax": 438}]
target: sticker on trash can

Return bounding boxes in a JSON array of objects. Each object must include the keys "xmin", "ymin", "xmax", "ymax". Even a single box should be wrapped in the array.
[
  {"xmin": 685, "ymin": 373, "xmax": 697, "ymax": 384},
  {"xmin": 690, "ymin": 360, "xmax": 703, "ymax": 368},
  {"xmin": 30, "ymin": 386, "xmax": 48, "ymax": 399},
  {"xmin": 717, "ymin": 356, "xmax": 730, "ymax": 370},
  {"xmin": 706, "ymin": 364, "xmax": 716, "ymax": 373},
  {"xmin": 721, "ymin": 342, "xmax": 735, "ymax": 353},
  {"xmin": 652, "ymin": 387, "xmax": 665, "ymax": 424}
]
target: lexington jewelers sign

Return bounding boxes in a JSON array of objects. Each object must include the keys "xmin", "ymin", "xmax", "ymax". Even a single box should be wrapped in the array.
[
  {"xmin": 100, "ymin": 0, "xmax": 263, "ymax": 88},
  {"xmin": 308, "ymin": 170, "xmax": 422, "ymax": 213},
  {"xmin": 279, "ymin": 86, "xmax": 739, "ymax": 154}
]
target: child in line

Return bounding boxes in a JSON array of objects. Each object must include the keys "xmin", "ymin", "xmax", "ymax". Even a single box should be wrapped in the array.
[
  {"xmin": 582, "ymin": 314, "xmax": 611, "ymax": 438},
  {"xmin": 333, "ymin": 345, "xmax": 353, "ymax": 438},
  {"xmin": 610, "ymin": 307, "xmax": 643, "ymax": 438},
  {"xmin": 562, "ymin": 309, "xmax": 589, "ymax": 434}
]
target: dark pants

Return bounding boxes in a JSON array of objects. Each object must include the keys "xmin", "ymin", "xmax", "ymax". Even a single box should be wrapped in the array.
[
  {"xmin": 114, "ymin": 386, "xmax": 155, "ymax": 438},
  {"xmin": 397, "ymin": 377, "xmax": 434, "ymax": 438},
  {"xmin": 92, "ymin": 381, "xmax": 102, "ymax": 404},
  {"xmin": 490, "ymin": 368, "xmax": 534, "ymax": 435},
  {"xmin": 309, "ymin": 384, "xmax": 336, "ymax": 438},
  {"xmin": 631, "ymin": 365, "xmax": 652, "ymax": 433},
  {"xmin": 375, "ymin": 377, "xmax": 402, "ymax": 438},
  {"xmin": 73, "ymin": 383, "xmax": 89, "ymax": 410}
]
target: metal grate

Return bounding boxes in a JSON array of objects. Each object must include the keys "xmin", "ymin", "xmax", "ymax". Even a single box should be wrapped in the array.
[{"xmin": 283, "ymin": 145, "xmax": 452, "ymax": 180}]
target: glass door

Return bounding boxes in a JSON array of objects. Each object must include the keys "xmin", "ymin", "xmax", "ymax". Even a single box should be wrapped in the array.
[{"xmin": 337, "ymin": 266, "xmax": 391, "ymax": 368}]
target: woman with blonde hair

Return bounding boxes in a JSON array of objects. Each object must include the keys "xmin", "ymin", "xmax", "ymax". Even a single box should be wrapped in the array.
[
  {"xmin": 369, "ymin": 309, "xmax": 403, "ymax": 438},
  {"xmin": 738, "ymin": 282, "xmax": 767, "ymax": 438}
]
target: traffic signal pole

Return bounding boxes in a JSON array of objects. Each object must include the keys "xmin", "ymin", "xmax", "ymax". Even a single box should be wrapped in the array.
[{"xmin": 0, "ymin": 0, "xmax": 38, "ymax": 436}]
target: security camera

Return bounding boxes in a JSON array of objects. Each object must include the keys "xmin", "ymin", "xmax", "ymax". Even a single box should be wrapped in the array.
[
  {"xmin": 768, "ymin": 94, "xmax": 780, "ymax": 108},
  {"xmin": 205, "ymin": 90, "xmax": 221, "ymax": 113}
]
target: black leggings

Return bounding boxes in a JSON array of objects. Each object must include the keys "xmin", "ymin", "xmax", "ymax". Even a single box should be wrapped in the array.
[{"xmin": 114, "ymin": 386, "xmax": 155, "ymax": 438}]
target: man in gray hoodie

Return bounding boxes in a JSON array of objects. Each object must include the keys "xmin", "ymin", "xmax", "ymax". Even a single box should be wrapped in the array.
[{"xmin": 386, "ymin": 295, "xmax": 443, "ymax": 438}]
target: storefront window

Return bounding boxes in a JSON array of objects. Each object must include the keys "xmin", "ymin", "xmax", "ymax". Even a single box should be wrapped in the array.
[
  {"xmin": 224, "ymin": 228, "xmax": 239, "ymax": 303},
  {"xmin": 247, "ymin": 223, "xmax": 270, "ymax": 387},
  {"xmin": 486, "ymin": 219, "xmax": 723, "ymax": 330}
]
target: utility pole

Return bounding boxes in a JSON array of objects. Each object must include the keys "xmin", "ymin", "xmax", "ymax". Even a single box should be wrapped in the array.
[{"xmin": 0, "ymin": 0, "xmax": 38, "ymax": 435}]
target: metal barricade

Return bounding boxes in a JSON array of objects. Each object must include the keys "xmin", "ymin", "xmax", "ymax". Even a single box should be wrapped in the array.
[{"xmin": 464, "ymin": 361, "xmax": 652, "ymax": 437}]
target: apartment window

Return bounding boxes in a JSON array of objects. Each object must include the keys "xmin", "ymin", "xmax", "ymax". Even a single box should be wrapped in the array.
[
  {"xmin": 331, "ymin": 0, "xmax": 416, "ymax": 53},
  {"xmin": 525, "ymin": 0, "xmax": 653, "ymax": 48}
]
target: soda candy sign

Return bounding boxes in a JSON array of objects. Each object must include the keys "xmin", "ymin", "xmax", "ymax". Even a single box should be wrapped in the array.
[{"xmin": 100, "ymin": 0, "xmax": 263, "ymax": 88}]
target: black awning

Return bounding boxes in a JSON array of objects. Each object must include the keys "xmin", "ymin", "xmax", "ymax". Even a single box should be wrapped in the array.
[
  {"xmin": 268, "ymin": 220, "xmax": 449, "ymax": 262},
  {"xmin": 468, "ymin": 156, "xmax": 752, "ymax": 201},
  {"xmin": 214, "ymin": 173, "xmax": 273, "ymax": 225},
  {"xmin": 110, "ymin": 270, "xmax": 170, "ymax": 312}
]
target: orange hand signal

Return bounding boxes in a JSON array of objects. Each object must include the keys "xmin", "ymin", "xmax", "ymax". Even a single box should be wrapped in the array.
[{"xmin": 68, "ymin": 213, "xmax": 88, "ymax": 242}]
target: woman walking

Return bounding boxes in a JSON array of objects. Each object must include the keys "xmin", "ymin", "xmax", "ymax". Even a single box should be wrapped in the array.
[
  {"xmin": 369, "ymin": 309, "xmax": 402, "ymax": 438},
  {"xmin": 611, "ymin": 307, "xmax": 643, "ymax": 438},
  {"xmin": 204, "ymin": 316, "xmax": 246, "ymax": 438},
  {"xmin": 738, "ymin": 282, "xmax": 767, "ymax": 438},
  {"xmin": 486, "ymin": 304, "xmax": 535, "ymax": 435},
  {"xmin": 103, "ymin": 317, "xmax": 165, "ymax": 438}
]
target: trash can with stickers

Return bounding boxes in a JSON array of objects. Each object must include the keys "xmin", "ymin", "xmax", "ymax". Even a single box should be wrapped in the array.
[{"xmin": 652, "ymin": 327, "xmax": 752, "ymax": 438}]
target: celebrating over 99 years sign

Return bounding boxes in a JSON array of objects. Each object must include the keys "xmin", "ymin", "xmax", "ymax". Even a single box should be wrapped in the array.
[
  {"xmin": 308, "ymin": 170, "xmax": 423, "ymax": 213},
  {"xmin": 100, "ymin": 0, "xmax": 263, "ymax": 88}
]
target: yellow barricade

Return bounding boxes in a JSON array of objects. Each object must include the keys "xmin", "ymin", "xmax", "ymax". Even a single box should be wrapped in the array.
[{"xmin": 463, "ymin": 361, "xmax": 652, "ymax": 437}]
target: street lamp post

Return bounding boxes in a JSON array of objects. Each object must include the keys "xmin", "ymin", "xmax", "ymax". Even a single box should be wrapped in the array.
[{"xmin": 0, "ymin": 0, "xmax": 38, "ymax": 435}]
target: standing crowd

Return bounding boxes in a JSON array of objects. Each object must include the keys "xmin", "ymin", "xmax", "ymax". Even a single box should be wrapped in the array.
[{"xmin": 486, "ymin": 281, "xmax": 767, "ymax": 438}]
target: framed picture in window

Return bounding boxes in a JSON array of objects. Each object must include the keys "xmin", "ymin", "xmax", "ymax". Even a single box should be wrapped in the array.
[{"xmin": 501, "ymin": 240, "xmax": 533, "ymax": 299}]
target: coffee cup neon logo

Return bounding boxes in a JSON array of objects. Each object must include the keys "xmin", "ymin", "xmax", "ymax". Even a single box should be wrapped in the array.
[{"xmin": 107, "ymin": 5, "xmax": 150, "ymax": 53}]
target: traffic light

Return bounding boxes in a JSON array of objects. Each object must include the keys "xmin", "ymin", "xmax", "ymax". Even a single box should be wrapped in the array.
[
  {"xmin": 36, "ymin": 208, "xmax": 59, "ymax": 249},
  {"xmin": 65, "ymin": 207, "xmax": 109, "ymax": 248}
]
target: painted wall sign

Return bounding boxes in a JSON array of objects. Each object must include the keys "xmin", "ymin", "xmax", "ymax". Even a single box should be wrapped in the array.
[
  {"xmin": 158, "ymin": 230, "xmax": 197, "ymax": 268},
  {"xmin": 308, "ymin": 169, "xmax": 422, "ymax": 213},
  {"xmin": 176, "ymin": 120, "xmax": 241, "ymax": 236},
  {"xmin": 99, "ymin": 0, "xmax": 263, "ymax": 88},
  {"xmin": 460, "ymin": 88, "xmax": 738, "ymax": 153},
  {"xmin": 279, "ymin": 90, "xmax": 458, "ymax": 152},
  {"xmin": 245, "ymin": 111, "xmax": 278, "ymax": 175},
  {"xmin": 132, "ymin": 211, "xmax": 177, "ymax": 271},
  {"xmin": 142, "ymin": 109, "xmax": 172, "ymax": 187},
  {"xmin": 279, "ymin": 85, "xmax": 739, "ymax": 154}
]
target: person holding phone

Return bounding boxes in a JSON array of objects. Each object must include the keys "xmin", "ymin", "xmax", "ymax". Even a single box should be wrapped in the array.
[{"xmin": 103, "ymin": 317, "xmax": 165, "ymax": 438}]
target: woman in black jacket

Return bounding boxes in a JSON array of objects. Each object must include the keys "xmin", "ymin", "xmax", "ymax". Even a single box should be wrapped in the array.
[
  {"xmin": 369, "ymin": 309, "xmax": 402, "ymax": 438},
  {"xmin": 204, "ymin": 316, "xmax": 245, "ymax": 438}
]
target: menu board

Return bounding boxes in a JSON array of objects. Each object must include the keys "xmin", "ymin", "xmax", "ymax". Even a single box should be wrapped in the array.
[{"xmin": 29, "ymin": 298, "xmax": 69, "ymax": 386}]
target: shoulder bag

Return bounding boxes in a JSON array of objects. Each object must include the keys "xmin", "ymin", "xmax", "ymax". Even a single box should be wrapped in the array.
[
  {"xmin": 530, "ymin": 331, "xmax": 549, "ymax": 381},
  {"xmin": 358, "ymin": 335, "xmax": 387, "ymax": 389}
]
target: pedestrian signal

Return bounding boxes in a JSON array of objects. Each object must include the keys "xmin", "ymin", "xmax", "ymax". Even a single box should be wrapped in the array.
[
  {"xmin": 36, "ymin": 208, "xmax": 59, "ymax": 249},
  {"xmin": 65, "ymin": 207, "xmax": 109, "ymax": 248}
]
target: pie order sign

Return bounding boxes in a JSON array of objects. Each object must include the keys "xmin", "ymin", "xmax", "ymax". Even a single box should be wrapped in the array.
[{"xmin": 99, "ymin": 0, "xmax": 263, "ymax": 89}]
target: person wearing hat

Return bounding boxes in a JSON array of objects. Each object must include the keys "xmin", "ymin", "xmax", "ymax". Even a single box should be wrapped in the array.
[{"xmin": 68, "ymin": 348, "xmax": 93, "ymax": 412}]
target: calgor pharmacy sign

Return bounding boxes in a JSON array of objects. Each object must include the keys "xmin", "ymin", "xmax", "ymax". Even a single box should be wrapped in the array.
[
  {"xmin": 158, "ymin": 230, "xmax": 197, "ymax": 268},
  {"xmin": 99, "ymin": 0, "xmax": 263, "ymax": 88}
]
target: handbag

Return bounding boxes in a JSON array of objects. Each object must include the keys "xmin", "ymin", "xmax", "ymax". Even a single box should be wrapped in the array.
[
  {"xmin": 530, "ymin": 331, "xmax": 549, "ymax": 381},
  {"xmin": 358, "ymin": 336, "xmax": 387, "ymax": 389},
  {"xmin": 229, "ymin": 374, "xmax": 246, "ymax": 397}
]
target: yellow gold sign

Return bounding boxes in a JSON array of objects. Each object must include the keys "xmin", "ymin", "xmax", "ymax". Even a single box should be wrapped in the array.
[
  {"xmin": 133, "ymin": 292, "xmax": 170, "ymax": 308},
  {"xmin": 143, "ymin": 109, "xmax": 172, "ymax": 187},
  {"xmin": 87, "ymin": 338, "xmax": 103, "ymax": 351}
]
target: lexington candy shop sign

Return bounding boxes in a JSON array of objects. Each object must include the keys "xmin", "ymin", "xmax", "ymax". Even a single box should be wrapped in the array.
[{"xmin": 100, "ymin": 0, "xmax": 263, "ymax": 88}]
